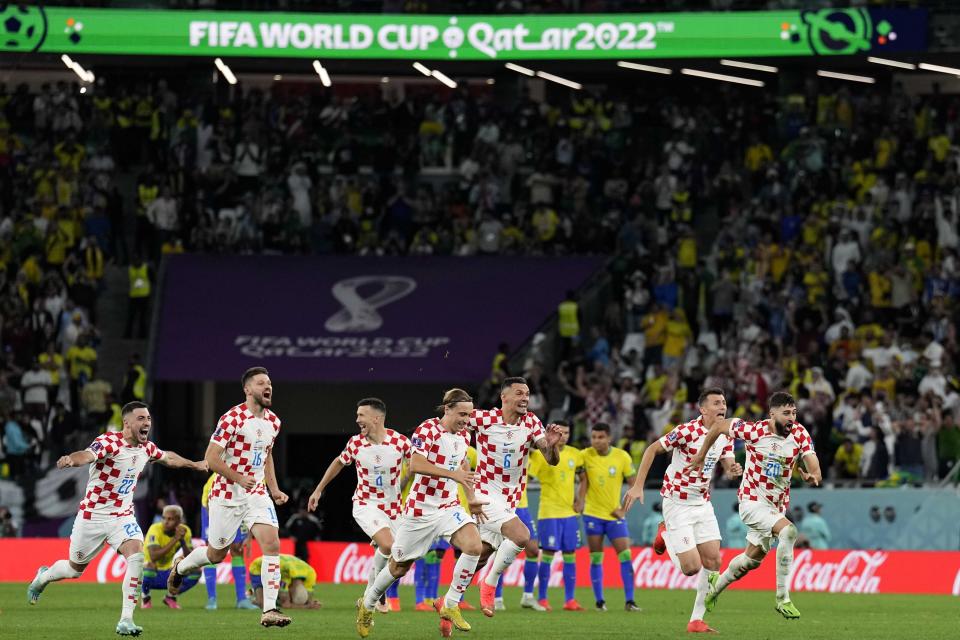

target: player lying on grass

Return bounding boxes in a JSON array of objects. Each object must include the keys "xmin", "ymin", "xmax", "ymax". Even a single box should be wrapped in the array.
[{"xmin": 249, "ymin": 554, "xmax": 322, "ymax": 610}]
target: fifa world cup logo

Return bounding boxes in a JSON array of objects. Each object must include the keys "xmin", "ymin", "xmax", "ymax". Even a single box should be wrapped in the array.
[{"xmin": 325, "ymin": 276, "xmax": 417, "ymax": 333}]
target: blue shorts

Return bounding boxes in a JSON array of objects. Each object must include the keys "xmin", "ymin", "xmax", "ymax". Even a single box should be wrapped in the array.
[
  {"xmin": 430, "ymin": 538, "xmax": 451, "ymax": 552},
  {"xmin": 201, "ymin": 506, "xmax": 246, "ymax": 544},
  {"xmin": 583, "ymin": 515, "xmax": 630, "ymax": 542},
  {"xmin": 538, "ymin": 516, "xmax": 580, "ymax": 552},
  {"xmin": 516, "ymin": 507, "xmax": 537, "ymax": 538},
  {"xmin": 143, "ymin": 568, "xmax": 198, "ymax": 593}
]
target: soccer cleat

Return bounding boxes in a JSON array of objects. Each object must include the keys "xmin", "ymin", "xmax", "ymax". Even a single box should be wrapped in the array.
[
  {"xmin": 27, "ymin": 566, "xmax": 48, "ymax": 605},
  {"xmin": 375, "ymin": 600, "xmax": 390, "ymax": 614},
  {"xmin": 261, "ymin": 608, "xmax": 292, "ymax": 627},
  {"xmin": 163, "ymin": 595, "xmax": 181, "ymax": 609},
  {"xmin": 653, "ymin": 521, "xmax": 667, "ymax": 555},
  {"xmin": 563, "ymin": 599, "xmax": 584, "ymax": 611},
  {"xmin": 356, "ymin": 598, "xmax": 374, "ymax": 638},
  {"xmin": 776, "ymin": 600, "xmax": 801, "ymax": 619},
  {"xmin": 435, "ymin": 599, "xmax": 471, "ymax": 632},
  {"xmin": 536, "ymin": 599, "xmax": 552, "ymax": 612},
  {"xmin": 479, "ymin": 580, "xmax": 496, "ymax": 617},
  {"xmin": 625, "ymin": 600, "xmax": 642, "ymax": 612},
  {"xmin": 704, "ymin": 572, "xmax": 720, "ymax": 613},
  {"xmin": 116, "ymin": 619, "xmax": 143, "ymax": 637},
  {"xmin": 494, "ymin": 597, "xmax": 506, "ymax": 611},
  {"xmin": 167, "ymin": 557, "xmax": 185, "ymax": 595},
  {"xmin": 388, "ymin": 597, "xmax": 401, "ymax": 612},
  {"xmin": 687, "ymin": 619, "xmax": 718, "ymax": 633},
  {"xmin": 236, "ymin": 598, "xmax": 258, "ymax": 610},
  {"xmin": 595, "ymin": 600, "xmax": 608, "ymax": 612},
  {"xmin": 205, "ymin": 597, "xmax": 218, "ymax": 611},
  {"xmin": 141, "ymin": 596, "xmax": 153, "ymax": 610},
  {"xmin": 458, "ymin": 601, "xmax": 475, "ymax": 611},
  {"xmin": 520, "ymin": 592, "xmax": 542, "ymax": 610},
  {"xmin": 416, "ymin": 601, "xmax": 436, "ymax": 612}
]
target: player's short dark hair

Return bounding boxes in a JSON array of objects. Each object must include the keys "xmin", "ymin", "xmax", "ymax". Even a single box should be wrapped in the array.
[
  {"xmin": 501, "ymin": 376, "xmax": 527, "ymax": 393},
  {"xmin": 697, "ymin": 387, "xmax": 726, "ymax": 406},
  {"xmin": 554, "ymin": 419, "xmax": 571, "ymax": 428},
  {"xmin": 122, "ymin": 401, "xmax": 149, "ymax": 417},
  {"xmin": 591, "ymin": 422, "xmax": 611, "ymax": 434},
  {"xmin": 769, "ymin": 391, "xmax": 796, "ymax": 409},
  {"xmin": 242, "ymin": 366, "xmax": 269, "ymax": 388},
  {"xmin": 357, "ymin": 397, "xmax": 387, "ymax": 414}
]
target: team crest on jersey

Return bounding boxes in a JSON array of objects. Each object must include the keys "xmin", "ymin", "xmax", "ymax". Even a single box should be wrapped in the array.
[
  {"xmin": 666, "ymin": 430, "xmax": 679, "ymax": 443},
  {"xmin": 218, "ymin": 537, "xmax": 228, "ymax": 546},
  {"xmin": 375, "ymin": 455, "xmax": 383, "ymax": 464},
  {"xmin": 568, "ymin": 459, "xmax": 575, "ymax": 468},
  {"xmin": 412, "ymin": 437, "xmax": 424, "ymax": 449},
  {"xmin": 506, "ymin": 430, "xmax": 515, "ymax": 440},
  {"xmin": 257, "ymin": 428, "xmax": 262, "ymax": 437},
  {"xmin": 91, "ymin": 441, "xmax": 103, "ymax": 453},
  {"xmin": 608, "ymin": 466, "xmax": 617, "ymax": 476}
]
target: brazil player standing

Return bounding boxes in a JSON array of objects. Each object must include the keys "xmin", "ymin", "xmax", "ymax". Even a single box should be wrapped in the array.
[
  {"xmin": 528, "ymin": 420, "xmax": 585, "ymax": 611},
  {"xmin": 580, "ymin": 422, "xmax": 639, "ymax": 612},
  {"xmin": 142, "ymin": 505, "xmax": 199, "ymax": 609}
]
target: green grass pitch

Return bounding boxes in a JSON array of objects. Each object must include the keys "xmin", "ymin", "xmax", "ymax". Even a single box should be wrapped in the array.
[{"xmin": 2, "ymin": 583, "xmax": 954, "ymax": 639}]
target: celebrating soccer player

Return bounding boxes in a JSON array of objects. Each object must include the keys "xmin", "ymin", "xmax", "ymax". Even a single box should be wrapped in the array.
[
  {"xmin": 622, "ymin": 387, "xmax": 743, "ymax": 633},
  {"xmin": 687, "ymin": 391, "xmax": 823, "ymax": 620},
  {"xmin": 27, "ymin": 402, "xmax": 207, "ymax": 636},
  {"xmin": 356, "ymin": 388, "xmax": 487, "ymax": 638},
  {"xmin": 166, "ymin": 367, "xmax": 292, "ymax": 628},
  {"xmin": 141, "ymin": 505, "xmax": 200, "ymax": 609},
  {"xmin": 528, "ymin": 420, "xmax": 586, "ymax": 611},
  {"xmin": 469, "ymin": 376, "xmax": 562, "ymax": 618},
  {"xmin": 308, "ymin": 397, "xmax": 411, "ymax": 612},
  {"xmin": 581, "ymin": 422, "xmax": 639, "ymax": 612}
]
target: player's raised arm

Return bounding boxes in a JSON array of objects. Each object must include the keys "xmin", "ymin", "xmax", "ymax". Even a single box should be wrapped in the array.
[
  {"xmin": 409, "ymin": 451, "xmax": 477, "ymax": 487},
  {"xmin": 686, "ymin": 417, "xmax": 735, "ymax": 470},
  {"xmin": 799, "ymin": 451, "xmax": 823, "ymax": 486},
  {"xmin": 459, "ymin": 457, "xmax": 488, "ymax": 523},
  {"xmin": 307, "ymin": 457, "xmax": 347, "ymax": 512},
  {"xmin": 157, "ymin": 450, "xmax": 207, "ymax": 472},
  {"xmin": 622, "ymin": 439, "xmax": 664, "ymax": 512},
  {"xmin": 720, "ymin": 456, "xmax": 743, "ymax": 479},
  {"xmin": 535, "ymin": 423, "xmax": 563, "ymax": 465},
  {"xmin": 57, "ymin": 449, "xmax": 95, "ymax": 468}
]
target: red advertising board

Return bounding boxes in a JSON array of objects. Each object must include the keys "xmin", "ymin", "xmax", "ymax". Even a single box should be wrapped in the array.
[{"xmin": 2, "ymin": 539, "xmax": 958, "ymax": 596}]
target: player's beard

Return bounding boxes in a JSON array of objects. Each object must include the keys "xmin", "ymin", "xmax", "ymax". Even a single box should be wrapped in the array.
[
  {"xmin": 774, "ymin": 419, "xmax": 792, "ymax": 437},
  {"xmin": 255, "ymin": 391, "xmax": 272, "ymax": 408}
]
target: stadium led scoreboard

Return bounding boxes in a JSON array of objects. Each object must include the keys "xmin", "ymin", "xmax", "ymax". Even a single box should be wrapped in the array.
[{"xmin": 1, "ymin": 6, "xmax": 926, "ymax": 61}]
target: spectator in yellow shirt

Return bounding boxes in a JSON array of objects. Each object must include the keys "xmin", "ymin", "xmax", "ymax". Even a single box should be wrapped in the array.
[
  {"xmin": 832, "ymin": 438, "xmax": 862, "ymax": 484},
  {"xmin": 662, "ymin": 309, "xmax": 692, "ymax": 369}
]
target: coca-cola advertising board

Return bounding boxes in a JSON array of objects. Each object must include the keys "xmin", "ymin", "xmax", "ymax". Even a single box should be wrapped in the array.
[{"xmin": 2, "ymin": 539, "xmax": 958, "ymax": 595}]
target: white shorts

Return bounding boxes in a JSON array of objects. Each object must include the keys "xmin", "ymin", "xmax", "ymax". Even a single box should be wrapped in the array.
[
  {"xmin": 353, "ymin": 503, "xmax": 398, "ymax": 540},
  {"xmin": 475, "ymin": 492, "xmax": 516, "ymax": 549},
  {"xmin": 661, "ymin": 498, "xmax": 722, "ymax": 556},
  {"xmin": 392, "ymin": 507, "xmax": 474, "ymax": 563},
  {"xmin": 739, "ymin": 500, "xmax": 785, "ymax": 552},
  {"xmin": 207, "ymin": 494, "xmax": 278, "ymax": 550},
  {"xmin": 69, "ymin": 513, "xmax": 143, "ymax": 564}
]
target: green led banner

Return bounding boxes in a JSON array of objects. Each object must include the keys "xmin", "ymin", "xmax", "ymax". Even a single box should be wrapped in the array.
[{"xmin": 0, "ymin": 6, "xmax": 926, "ymax": 60}]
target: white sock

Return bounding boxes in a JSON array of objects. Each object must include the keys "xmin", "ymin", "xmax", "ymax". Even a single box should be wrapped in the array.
[
  {"xmin": 715, "ymin": 553, "xmax": 761, "ymax": 594},
  {"xmin": 446, "ymin": 553, "xmax": 480, "ymax": 608},
  {"xmin": 40, "ymin": 559, "xmax": 83, "ymax": 585},
  {"xmin": 775, "ymin": 525, "xmax": 798, "ymax": 601},
  {"xmin": 176, "ymin": 546, "xmax": 213, "ymax": 575},
  {"xmin": 121, "ymin": 552, "xmax": 144, "ymax": 621},
  {"xmin": 363, "ymin": 565, "xmax": 398, "ymax": 609},
  {"xmin": 690, "ymin": 568, "xmax": 713, "ymax": 622},
  {"xmin": 483, "ymin": 540, "xmax": 523, "ymax": 587},
  {"xmin": 261, "ymin": 555, "xmax": 281, "ymax": 612},
  {"xmin": 368, "ymin": 550, "xmax": 389, "ymax": 591}
]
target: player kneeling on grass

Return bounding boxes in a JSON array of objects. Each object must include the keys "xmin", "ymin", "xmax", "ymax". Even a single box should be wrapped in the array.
[
  {"xmin": 249, "ymin": 554, "xmax": 322, "ymax": 610},
  {"xmin": 686, "ymin": 391, "xmax": 822, "ymax": 620},
  {"xmin": 142, "ymin": 505, "xmax": 200, "ymax": 609}
]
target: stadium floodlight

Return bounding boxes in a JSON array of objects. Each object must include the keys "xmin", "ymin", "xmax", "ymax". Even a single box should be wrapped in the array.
[
  {"xmin": 535, "ymin": 70, "xmax": 582, "ymax": 90},
  {"xmin": 817, "ymin": 70, "xmax": 876, "ymax": 84},
  {"xmin": 61, "ymin": 54, "xmax": 94, "ymax": 84},
  {"xmin": 617, "ymin": 61, "xmax": 672, "ymax": 75},
  {"xmin": 720, "ymin": 59, "xmax": 778, "ymax": 73},
  {"xmin": 430, "ymin": 69, "xmax": 457, "ymax": 89},
  {"xmin": 214, "ymin": 57, "xmax": 237, "ymax": 85},
  {"xmin": 412, "ymin": 62, "xmax": 432, "ymax": 77},
  {"xmin": 680, "ymin": 68, "xmax": 764, "ymax": 87},
  {"xmin": 917, "ymin": 62, "xmax": 960, "ymax": 76},
  {"xmin": 867, "ymin": 57, "xmax": 916, "ymax": 70},
  {"xmin": 505, "ymin": 63, "xmax": 535, "ymax": 77},
  {"xmin": 312, "ymin": 60, "xmax": 332, "ymax": 87}
]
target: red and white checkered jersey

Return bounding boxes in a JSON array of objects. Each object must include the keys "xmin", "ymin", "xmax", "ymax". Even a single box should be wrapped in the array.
[
  {"xmin": 209, "ymin": 403, "xmax": 281, "ymax": 506},
  {"xmin": 658, "ymin": 416, "xmax": 734, "ymax": 505},
  {"xmin": 404, "ymin": 418, "xmax": 471, "ymax": 518},
  {"xmin": 731, "ymin": 419, "xmax": 815, "ymax": 513},
  {"xmin": 470, "ymin": 408, "xmax": 546, "ymax": 510},
  {"xmin": 339, "ymin": 428, "xmax": 411, "ymax": 520},
  {"xmin": 78, "ymin": 432, "xmax": 164, "ymax": 520}
]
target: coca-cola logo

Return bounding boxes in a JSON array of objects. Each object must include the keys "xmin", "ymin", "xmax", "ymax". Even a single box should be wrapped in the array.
[
  {"xmin": 334, "ymin": 543, "xmax": 374, "ymax": 583},
  {"xmin": 952, "ymin": 568, "xmax": 960, "ymax": 596},
  {"xmin": 790, "ymin": 550, "xmax": 886, "ymax": 594},
  {"xmin": 95, "ymin": 547, "xmax": 129, "ymax": 583}
]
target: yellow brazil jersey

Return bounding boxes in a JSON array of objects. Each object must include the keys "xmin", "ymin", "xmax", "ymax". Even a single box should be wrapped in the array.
[
  {"xmin": 145, "ymin": 522, "xmax": 192, "ymax": 571},
  {"xmin": 250, "ymin": 554, "xmax": 316, "ymax": 591},
  {"xmin": 457, "ymin": 446, "xmax": 478, "ymax": 508},
  {"xmin": 201, "ymin": 473, "xmax": 217, "ymax": 508},
  {"xmin": 581, "ymin": 447, "xmax": 635, "ymax": 521},
  {"xmin": 518, "ymin": 486, "xmax": 528, "ymax": 509},
  {"xmin": 529, "ymin": 446, "xmax": 583, "ymax": 519}
]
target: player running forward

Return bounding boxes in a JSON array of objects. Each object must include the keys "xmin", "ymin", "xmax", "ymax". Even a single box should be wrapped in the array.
[
  {"xmin": 308, "ymin": 398, "xmax": 411, "ymax": 612},
  {"xmin": 528, "ymin": 420, "xmax": 585, "ymax": 611},
  {"xmin": 687, "ymin": 391, "xmax": 823, "ymax": 620},
  {"xmin": 27, "ymin": 402, "xmax": 207, "ymax": 636},
  {"xmin": 580, "ymin": 422, "xmax": 638, "ymax": 612},
  {"xmin": 199, "ymin": 473, "xmax": 257, "ymax": 610},
  {"xmin": 250, "ymin": 554, "xmax": 322, "ymax": 610},
  {"xmin": 470, "ymin": 377, "xmax": 562, "ymax": 618},
  {"xmin": 142, "ymin": 505, "xmax": 200, "ymax": 609},
  {"xmin": 357, "ymin": 388, "xmax": 487, "ymax": 638},
  {"xmin": 622, "ymin": 387, "xmax": 743, "ymax": 633},
  {"xmin": 167, "ymin": 367, "xmax": 292, "ymax": 628}
]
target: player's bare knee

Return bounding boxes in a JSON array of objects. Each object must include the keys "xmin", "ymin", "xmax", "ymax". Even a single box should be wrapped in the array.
[
  {"xmin": 461, "ymin": 538, "xmax": 483, "ymax": 556},
  {"xmin": 208, "ymin": 546, "xmax": 229, "ymax": 563},
  {"xmin": 680, "ymin": 560, "xmax": 702, "ymax": 576},
  {"xmin": 702, "ymin": 555, "xmax": 722, "ymax": 572},
  {"xmin": 379, "ymin": 543, "xmax": 393, "ymax": 556},
  {"xmin": 390, "ymin": 559, "xmax": 412, "ymax": 578}
]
